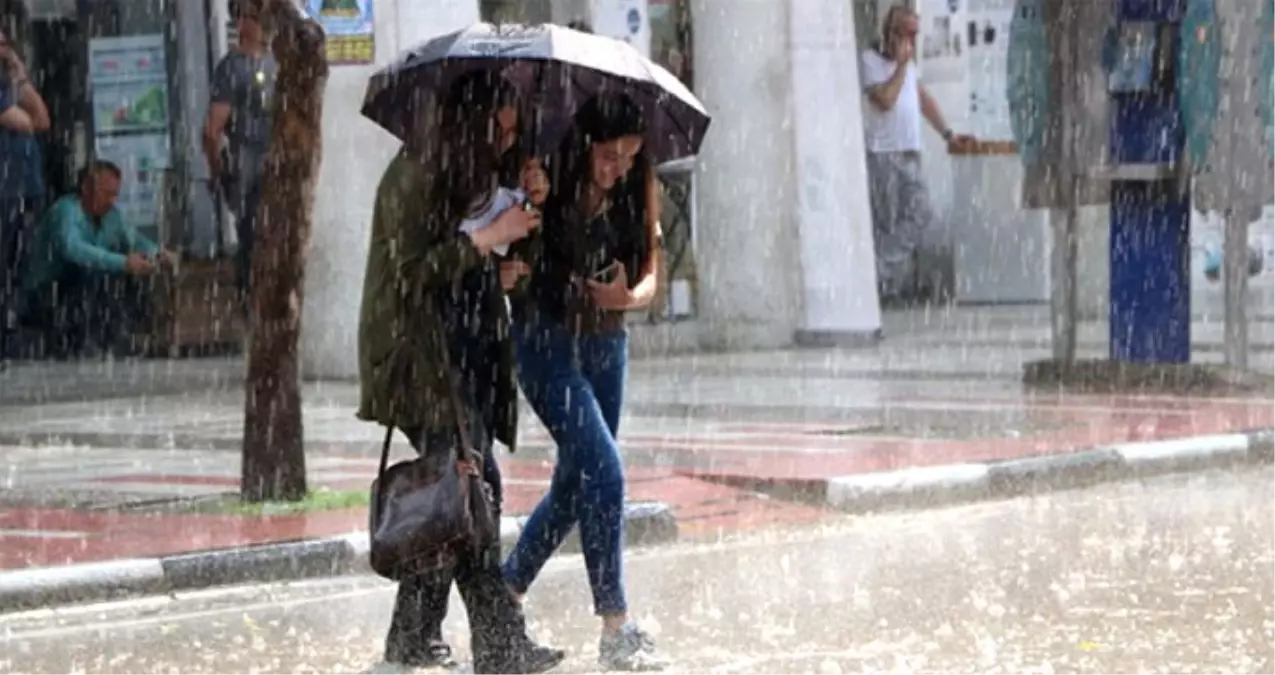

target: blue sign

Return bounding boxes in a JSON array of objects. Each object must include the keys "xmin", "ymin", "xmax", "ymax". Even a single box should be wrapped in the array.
[
  {"xmin": 1006, "ymin": 0, "xmax": 1049, "ymax": 166},
  {"xmin": 626, "ymin": 8, "xmax": 641, "ymax": 36},
  {"xmin": 1177, "ymin": 0, "xmax": 1220, "ymax": 166}
]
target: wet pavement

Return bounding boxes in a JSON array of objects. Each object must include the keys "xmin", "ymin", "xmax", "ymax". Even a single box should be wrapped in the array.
[
  {"xmin": 0, "ymin": 450, "xmax": 827, "ymax": 569},
  {"xmin": 3, "ymin": 380, "xmax": 1269, "ymax": 570},
  {"xmin": 2, "ymin": 468, "xmax": 1270, "ymax": 674}
]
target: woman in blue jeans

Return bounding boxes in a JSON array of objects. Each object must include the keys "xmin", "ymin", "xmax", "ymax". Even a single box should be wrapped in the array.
[{"xmin": 502, "ymin": 94, "xmax": 664, "ymax": 671}]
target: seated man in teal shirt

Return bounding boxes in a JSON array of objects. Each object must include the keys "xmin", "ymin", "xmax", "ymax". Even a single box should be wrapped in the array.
[{"xmin": 22, "ymin": 160, "xmax": 176, "ymax": 357}]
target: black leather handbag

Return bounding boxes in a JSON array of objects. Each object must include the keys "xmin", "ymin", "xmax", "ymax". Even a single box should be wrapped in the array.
[{"xmin": 367, "ymin": 379, "xmax": 498, "ymax": 581}]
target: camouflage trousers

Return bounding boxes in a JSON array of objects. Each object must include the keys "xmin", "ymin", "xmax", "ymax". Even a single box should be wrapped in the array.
[{"xmin": 866, "ymin": 150, "xmax": 941, "ymax": 302}]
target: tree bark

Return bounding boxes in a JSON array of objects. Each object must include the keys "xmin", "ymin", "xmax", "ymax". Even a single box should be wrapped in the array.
[{"xmin": 241, "ymin": 0, "xmax": 329, "ymax": 502}]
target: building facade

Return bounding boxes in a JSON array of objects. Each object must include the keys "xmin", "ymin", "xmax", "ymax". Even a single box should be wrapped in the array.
[
  {"xmin": 293, "ymin": 0, "xmax": 884, "ymax": 378},
  {"xmin": 9, "ymin": 0, "xmax": 892, "ymax": 374}
]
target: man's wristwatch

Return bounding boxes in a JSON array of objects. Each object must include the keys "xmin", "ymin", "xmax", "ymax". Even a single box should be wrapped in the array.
[{"xmin": 941, "ymin": 128, "xmax": 955, "ymax": 142}]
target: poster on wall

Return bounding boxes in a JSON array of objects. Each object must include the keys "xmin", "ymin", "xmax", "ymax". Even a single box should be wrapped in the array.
[
  {"xmin": 966, "ymin": 0, "xmax": 1015, "ymax": 140},
  {"xmin": 88, "ymin": 34, "xmax": 172, "ymax": 237},
  {"xmin": 88, "ymin": 35, "xmax": 169, "ymax": 134},
  {"xmin": 591, "ymin": 0, "xmax": 651, "ymax": 59},
  {"xmin": 306, "ymin": 0, "xmax": 375, "ymax": 64}
]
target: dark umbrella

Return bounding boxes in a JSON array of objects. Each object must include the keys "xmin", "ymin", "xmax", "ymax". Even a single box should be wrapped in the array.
[{"xmin": 361, "ymin": 22, "xmax": 710, "ymax": 164}]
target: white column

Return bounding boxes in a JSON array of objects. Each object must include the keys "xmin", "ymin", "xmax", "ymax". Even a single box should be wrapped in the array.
[
  {"xmin": 788, "ymin": 0, "xmax": 882, "ymax": 345},
  {"xmin": 689, "ymin": 0, "xmax": 803, "ymax": 349},
  {"xmin": 300, "ymin": 0, "xmax": 480, "ymax": 379}
]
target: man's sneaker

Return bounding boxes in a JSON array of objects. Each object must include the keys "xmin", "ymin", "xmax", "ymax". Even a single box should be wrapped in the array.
[{"xmin": 598, "ymin": 623, "xmax": 667, "ymax": 671}]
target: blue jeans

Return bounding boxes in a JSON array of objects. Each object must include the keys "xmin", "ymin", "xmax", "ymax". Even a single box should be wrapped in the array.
[{"xmin": 502, "ymin": 314, "xmax": 629, "ymax": 615}]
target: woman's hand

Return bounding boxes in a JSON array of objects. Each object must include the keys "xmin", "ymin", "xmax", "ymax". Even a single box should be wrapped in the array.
[
  {"xmin": 586, "ymin": 261, "xmax": 634, "ymax": 310},
  {"xmin": 456, "ymin": 459, "xmax": 480, "ymax": 477},
  {"xmin": 499, "ymin": 259, "xmax": 531, "ymax": 290},
  {"xmin": 520, "ymin": 159, "xmax": 550, "ymax": 206},
  {"xmin": 469, "ymin": 206, "xmax": 541, "ymax": 255}
]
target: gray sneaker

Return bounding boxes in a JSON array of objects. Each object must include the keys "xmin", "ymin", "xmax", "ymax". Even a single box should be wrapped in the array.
[{"xmin": 598, "ymin": 623, "xmax": 667, "ymax": 671}]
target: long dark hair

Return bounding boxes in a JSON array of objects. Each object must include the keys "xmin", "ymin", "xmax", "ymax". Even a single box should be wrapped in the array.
[
  {"xmin": 542, "ymin": 95, "xmax": 647, "ymax": 226},
  {"xmin": 427, "ymin": 72, "xmax": 521, "ymax": 227},
  {"xmin": 540, "ymin": 94, "xmax": 650, "ymax": 285}
]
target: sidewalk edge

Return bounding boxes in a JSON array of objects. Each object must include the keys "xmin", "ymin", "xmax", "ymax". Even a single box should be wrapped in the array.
[
  {"xmin": 0, "ymin": 502, "xmax": 677, "ymax": 614},
  {"xmin": 827, "ymin": 429, "xmax": 1274, "ymax": 514}
]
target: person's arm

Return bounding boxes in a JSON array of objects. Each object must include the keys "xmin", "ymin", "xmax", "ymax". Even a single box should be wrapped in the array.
[
  {"xmin": 918, "ymin": 85, "xmax": 954, "ymax": 141},
  {"xmin": 15, "ymin": 81, "xmax": 49, "ymax": 132},
  {"xmin": 0, "ymin": 102, "xmax": 32, "ymax": 133},
  {"xmin": 119, "ymin": 212, "xmax": 161, "ymax": 258},
  {"xmin": 864, "ymin": 54, "xmax": 910, "ymax": 112},
  {"xmin": 53, "ymin": 203, "xmax": 128, "ymax": 273},
  {"xmin": 625, "ymin": 165, "xmax": 661, "ymax": 308},
  {"xmin": 203, "ymin": 58, "xmax": 235, "ymax": 180},
  {"xmin": 0, "ymin": 85, "xmax": 33, "ymax": 134},
  {"xmin": 203, "ymin": 104, "xmax": 231, "ymax": 179},
  {"xmin": 385, "ymin": 165, "xmax": 487, "ymax": 305}
]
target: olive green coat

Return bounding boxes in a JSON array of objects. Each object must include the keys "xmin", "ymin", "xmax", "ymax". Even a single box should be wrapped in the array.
[{"xmin": 356, "ymin": 150, "xmax": 520, "ymax": 451}]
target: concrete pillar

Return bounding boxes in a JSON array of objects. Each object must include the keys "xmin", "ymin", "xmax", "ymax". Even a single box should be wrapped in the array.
[
  {"xmin": 300, "ymin": 0, "xmax": 480, "ymax": 379},
  {"xmin": 788, "ymin": 0, "xmax": 882, "ymax": 344},
  {"xmin": 171, "ymin": 0, "xmax": 220, "ymax": 257},
  {"xmin": 688, "ymin": 0, "xmax": 803, "ymax": 350}
]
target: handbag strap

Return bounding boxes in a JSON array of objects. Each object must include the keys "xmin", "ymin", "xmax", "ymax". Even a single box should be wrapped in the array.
[
  {"xmin": 374, "ymin": 385, "xmax": 472, "ymax": 481},
  {"xmin": 440, "ymin": 345, "xmax": 477, "ymax": 463},
  {"xmin": 376, "ymin": 320, "xmax": 479, "ymax": 478},
  {"xmin": 377, "ymin": 424, "xmax": 394, "ymax": 479}
]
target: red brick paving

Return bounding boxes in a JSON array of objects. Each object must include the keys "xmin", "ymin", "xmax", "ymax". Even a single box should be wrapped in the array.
[
  {"xmin": 0, "ymin": 507, "xmax": 368, "ymax": 570},
  {"xmin": 0, "ymin": 460, "xmax": 825, "ymax": 571},
  {"xmin": 675, "ymin": 396, "xmax": 1273, "ymax": 485},
  {"xmin": 3, "ymin": 392, "xmax": 1269, "ymax": 572}
]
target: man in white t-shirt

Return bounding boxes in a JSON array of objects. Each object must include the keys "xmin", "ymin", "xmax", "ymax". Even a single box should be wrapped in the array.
[{"xmin": 860, "ymin": 4, "xmax": 970, "ymax": 305}]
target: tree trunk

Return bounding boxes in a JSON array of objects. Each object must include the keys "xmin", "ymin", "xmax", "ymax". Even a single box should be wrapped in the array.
[{"xmin": 241, "ymin": 0, "xmax": 329, "ymax": 503}]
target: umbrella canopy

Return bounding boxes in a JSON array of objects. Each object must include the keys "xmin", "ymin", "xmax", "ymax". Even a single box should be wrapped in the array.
[{"xmin": 361, "ymin": 22, "xmax": 710, "ymax": 165}]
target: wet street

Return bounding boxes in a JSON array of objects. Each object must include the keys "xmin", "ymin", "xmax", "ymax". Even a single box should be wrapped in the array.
[{"xmin": 2, "ymin": 468, "xmax": 1271, "ymax": 674}]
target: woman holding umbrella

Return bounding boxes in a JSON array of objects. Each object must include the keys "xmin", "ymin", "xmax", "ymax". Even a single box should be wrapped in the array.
[
  {"xmin": 356, "ymin": 70, "xmax": 564, "ymax": 674},
  {"xmin": 502, "ymin": 94, "xmax": 667, "ymax": 671},
  {"xmin": 358, "ymin": 23, "xmax": 709, "ymax": 671}
]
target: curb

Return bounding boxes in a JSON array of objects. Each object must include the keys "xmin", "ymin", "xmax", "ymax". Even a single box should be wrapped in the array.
[
  {"xmin": 0, "ymin": 501, "xmax": 677, "ymax": 614},
  {"xmin": 826, "ymin": 429, "xmax": 1274, "ymax": 514}
]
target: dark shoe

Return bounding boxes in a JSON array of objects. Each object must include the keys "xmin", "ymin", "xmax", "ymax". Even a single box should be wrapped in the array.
[
  {"xmin": 519, "ymin": 643, "xmax": 567, "ymax": 673},
  {"xmin": 474, "ymin": 639, "xmax": 565, "ymax": 674},
  {"xmin": 385, "ymin": 640, "xmax": 454, "ymax": 669}
]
